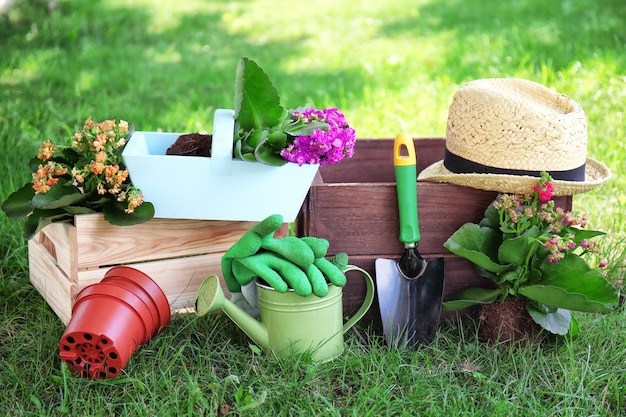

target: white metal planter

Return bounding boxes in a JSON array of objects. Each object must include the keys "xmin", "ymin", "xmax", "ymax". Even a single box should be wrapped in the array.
[{"xmin": 122, "ymin": 109, "xmax": 319, "ymax": 222}]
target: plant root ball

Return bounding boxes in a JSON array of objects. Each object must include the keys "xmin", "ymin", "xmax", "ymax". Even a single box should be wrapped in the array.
[
  {"xmin": 166, "ymin": 133, "xmax": 212, "ymax": 156},
  {"xmin": 478, "ymin": 298, "xmax": 544, "ymax": 344}
]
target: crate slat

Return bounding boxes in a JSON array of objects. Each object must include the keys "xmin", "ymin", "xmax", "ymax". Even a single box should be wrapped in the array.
[
  {"xmin": 72, "ymin": 214, "xmax": 263, "ymax": 271},
  {"xmin": 29, "ymin": 238, "xmax": 75, "ymax": 324}
]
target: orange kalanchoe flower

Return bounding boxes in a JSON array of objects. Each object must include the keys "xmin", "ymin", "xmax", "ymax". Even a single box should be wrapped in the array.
[
  {"xmin": 32, "ymin": 162, "xmax": 68, "ymax": 194},
  {"xmin": 37, "ymin": 140, "xmax": 57, "ymax": 161},
  {"xmin": 124, "ymin": 190, "xmax": 144, "ymax": 214},
  {"xmin": 3, "ymin": 116, "xmax": 153, "ymax": 240},
  {"xmin": 30, "ymin": 118, "xmax": 144, "ymax": 206}
]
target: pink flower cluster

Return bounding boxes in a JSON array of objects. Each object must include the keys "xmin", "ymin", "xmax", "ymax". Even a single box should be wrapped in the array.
[
  {"xmin": 492, "ymin": 174, "xmax": 605, "ymax": 268},
  {"xmin": 280, "ymin": 107, "xmax": 356, "ymax": 167},
  {"xmin": 533, "ymin": 180, "xmax": 555, "ymax": 201},
  {"xmin": 543, "ymin": 234, "xmax": 577, "ymax": 263}
]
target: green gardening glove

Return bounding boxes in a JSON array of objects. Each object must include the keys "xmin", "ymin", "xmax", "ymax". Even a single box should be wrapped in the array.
[
  {"xmin": 231, "ymin": 250, "xmax": 349, "ymax": 297},
  {"xmin": 300, "ymin": 237, "xmax": 348, "ymax": 297},
  {"xmin": 232, "ymin": 252, "xmax": 313, "ymax": 295},
  {"xmin": 222, "ymin": 214, "xmax": 315, "ymax": 293},
  {"xmin": 222, "ymin": 214, "xmax": 349, "ymax": 298}
]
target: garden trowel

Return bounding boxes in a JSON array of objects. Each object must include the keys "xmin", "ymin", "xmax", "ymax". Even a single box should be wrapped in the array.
[{"xmin": 375, "ymin": 134, "xmax": 445, "ymax": 350}]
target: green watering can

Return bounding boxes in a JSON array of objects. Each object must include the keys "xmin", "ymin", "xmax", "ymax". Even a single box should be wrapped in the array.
[{"xmin": 195, "ymin": 266, "xmax": 374, "ymax": 362}]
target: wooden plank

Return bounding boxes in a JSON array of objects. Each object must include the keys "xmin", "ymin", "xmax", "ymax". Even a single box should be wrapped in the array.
[
  {"xmin": 73, "ymin": 214, "xmax": 278, "ymax": 270},
  {"xmin": 302, "ymin": 182, "xmax": 500, "ymax": 256},
  {"xmin": 302, "ymin": 182, "xmax": 571, "ymax": 258},
  {"xmin": 28, "ymin": 214, "xmax": 280, "ymax": 324},
  {"xmin": 30, "ymin": 248, "xmax": 232, "ymax": 324},
  {"xmin": 75, "ymin": 253, "xmax": 229, "ymax": 313},
  {"xmin": 28, "ymin": 239, "xmax": 75, "ymax": 324},
  {"xmin": 37, "ymin": 221, "xmax": 78, "ymax": 281},
  {"xmin": 317, "ymin": 138, "xmax": 444, "ymax": 183}
]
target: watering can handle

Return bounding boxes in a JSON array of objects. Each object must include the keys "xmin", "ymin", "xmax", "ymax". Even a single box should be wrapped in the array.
[{"xmin": 342, "ymin": 265, "xmax": 375, "ymax": 333}]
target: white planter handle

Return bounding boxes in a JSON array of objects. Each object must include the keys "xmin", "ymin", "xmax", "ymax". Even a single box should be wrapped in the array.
[{"xmin": 210, "ymin": 109, "xmax": 236, "ymax": 176}]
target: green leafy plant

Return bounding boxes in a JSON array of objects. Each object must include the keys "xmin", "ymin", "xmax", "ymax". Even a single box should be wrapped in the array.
[
  {"xmin": 233, "ymin": 57, "xmax": 356, "ymax": 166},
  {"xmin": 1, "ymin": 118, "xmax": 154, "ymax": 239},
  {"xmin": 442, "ymin": 172, "xmax": 618, "ymax": 336}
]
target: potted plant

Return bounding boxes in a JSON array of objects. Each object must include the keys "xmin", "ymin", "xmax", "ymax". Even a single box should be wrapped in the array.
[
  {"xmin": 121, "ymin": 57, "xmax": 356, "ymax": 222},
  {"xmin": 232, "ymin": 58, "xmax": 355, "ymax": 167},
  {"xmin": 1, "ymin": 118, "xmax": 155, "ymax": 239},
  {"xmin": 442, "ymin": 172, "xmax": 618, "ymax": 341}
]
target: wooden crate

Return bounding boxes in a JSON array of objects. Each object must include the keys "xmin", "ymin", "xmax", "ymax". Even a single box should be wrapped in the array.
[
  {"xmin": 29, "ymin": 213, "xmax": 288, "ymax": 324},
  {"xmin": 296, "ymin": 138, "xmax": 573, "ymax": 318}
]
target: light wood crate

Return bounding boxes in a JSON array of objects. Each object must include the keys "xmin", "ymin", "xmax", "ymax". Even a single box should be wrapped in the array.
[{"xmin": 28, "ymin": 213, "xmax": 287, "ymax": 324}]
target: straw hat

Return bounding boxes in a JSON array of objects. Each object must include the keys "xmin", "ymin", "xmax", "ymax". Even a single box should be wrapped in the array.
[{"xmin": 417, "ymin": 78, "xmax": 611, "ymax": 196}]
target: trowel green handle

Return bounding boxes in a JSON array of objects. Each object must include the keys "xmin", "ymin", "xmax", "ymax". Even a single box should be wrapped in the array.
[{"xmin": 393, "ymin": 134, "xmax": 420, "ymax": 244}]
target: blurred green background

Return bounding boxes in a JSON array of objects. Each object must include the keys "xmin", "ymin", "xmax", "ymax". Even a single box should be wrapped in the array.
[
  {"xmin": 1, "ymin": 1, "xmax": 625, "ymax": 415},
  {"xmin": 2, "ymin": 0, "xmax": 624, "ymax": 230}
]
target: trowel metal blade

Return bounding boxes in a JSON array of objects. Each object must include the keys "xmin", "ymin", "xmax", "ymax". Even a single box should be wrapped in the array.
[{"xmin": 375, "ymin": 257, "xmax": 445, "ymax": 350}]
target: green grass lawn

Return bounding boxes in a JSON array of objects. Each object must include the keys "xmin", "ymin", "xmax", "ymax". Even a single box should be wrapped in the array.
[{"xmin": 1, "ymin": 0, "xmax": 625, "ymax": 415}]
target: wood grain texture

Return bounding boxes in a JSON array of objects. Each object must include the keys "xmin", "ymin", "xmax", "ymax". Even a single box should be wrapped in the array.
[
  {"xmin": 28, "ymin": 214, "xmax": 285, "ymax": 323},
  {"xmin": 297, "ymin": 138, "xmax": 573, "ymax": 317}
]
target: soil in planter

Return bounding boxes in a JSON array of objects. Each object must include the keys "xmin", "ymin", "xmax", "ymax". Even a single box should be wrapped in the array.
[
  {"xmin": 478, "ymin": 298, "xmax": 544, "ymax": 344},
  {"xmin": 166, "ymin": 133, "xmax": 212, "ymax": 156}
]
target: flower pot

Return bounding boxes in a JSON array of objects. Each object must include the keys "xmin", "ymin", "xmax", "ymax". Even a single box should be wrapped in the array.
[
  {"xmin": 100, "ymin": 276, "xmax": 161, "ymax": 334},
  {"xmin": 478, "ymin": 298, "xmax": 544, "ymax": 344},
  {"xmin": 102, "ymin": 266, "xmax": 171, "ymax": 333},
  {"xmin": 59, "ymin": 267, "xmax": 170, "ymax": 379},
  {"xmin": 122, "ymin": 109, "xmax": 320, "ymax": 222}
]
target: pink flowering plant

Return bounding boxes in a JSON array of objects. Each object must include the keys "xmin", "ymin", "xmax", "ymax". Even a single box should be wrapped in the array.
[
  {"xmin": 442, "ymin": 172, "xmax": 618, "ymax": 336},
  {"xmin": 2, "ymin": 118, "xmax": 154, "ymax": 239},
  {"xmin": 233, "ymin": 57, "xmax": 355, "ymax": 166}
]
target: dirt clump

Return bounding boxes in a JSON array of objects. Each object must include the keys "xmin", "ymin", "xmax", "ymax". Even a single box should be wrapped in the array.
[
  {"xmin": 478, "ymin": 298, "xmax": 544, "ymax": 344},
  {"xmin": 166, "ymin": 133, "xmax": 212, "ymax": 156}
]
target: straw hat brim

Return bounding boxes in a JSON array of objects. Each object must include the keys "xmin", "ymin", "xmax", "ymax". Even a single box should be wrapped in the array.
[{"xmin": 417, "ymin": 157, "xmax": 611, "ymax": 196}]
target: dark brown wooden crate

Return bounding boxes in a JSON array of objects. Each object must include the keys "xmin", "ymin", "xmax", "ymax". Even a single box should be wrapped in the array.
[{"xmin": 297, "ymin": 138, "xmax": 573, "ymax": 319}]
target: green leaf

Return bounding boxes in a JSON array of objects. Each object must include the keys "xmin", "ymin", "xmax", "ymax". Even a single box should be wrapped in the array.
[
  {"xmin": 63, "ymin": 206, "xmax": 97, "ymax": 215},
  {"xmin": 498, "ymin": 225, "xmax": 541, "ymax": 265},
  {"xmin": 29, "ymin": 156, "xmax": 43, "ymax": 172},
  {"xmin": 444, "ymin": 223, "xmax": 510, "ymax": 274},
  {"xmin": 568, "ymin": 314, "xmax": 580, "ymax": 338},
  {"xmin": 283, "ymin": 120, "xmax": 328, "ymax": 136},
  {"xmin": 1, "ymin": 182, "xmax": 35, "ymax": 218},
  {"xmin": 23, "ymin": 209, "xmax": 73, "ymax": 240},
  {"xmin": 234, "ymin": 57, "xmax": 285, "ymax": 132},
  {"xmin": 254, "ymin": 144, "xmax": 287, "ymax": 166},
  {"xmin": 265, "ymin": 130, "xmax": 288, "ymax": 149},
  {"xmin": 478, "ymin": 200, "xmax": 499, "ymax": 230},
  {"xmin": 569, "ymin": 228, "xmax": 605, "ymax": 244},
  {"xmin": 519, "ymin": 284, "xmax": 611, "ymax": 312},
  {"xmin": 102, "ymin": 201, "xmax": 155, "ymax": 226},
  {"xmin": 526, "ymin": 303, "xmax": 571, "ymax": 335},
  {"xmin": 441, "ymin": 287, "xmax": 504, "ymax": 311},
  {"xmin": 30, "ymin": 181, "xmax": 86, "ymax": 209},
  {"xmin": 518, "ymin": 254, "xmax": 618, "ymax": 312},
  {"xmin": 519, "ymin": 283, "xmax": 616, "ymax": 313},
  {"xmin": 244, "ymin": 129, "xmax": 269, "ymax": 149}
]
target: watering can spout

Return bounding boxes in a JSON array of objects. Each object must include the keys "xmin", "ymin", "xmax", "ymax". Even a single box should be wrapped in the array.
[{"xmin": 195, "ymin": 275, "xmax": 270, "ymax": 350}]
